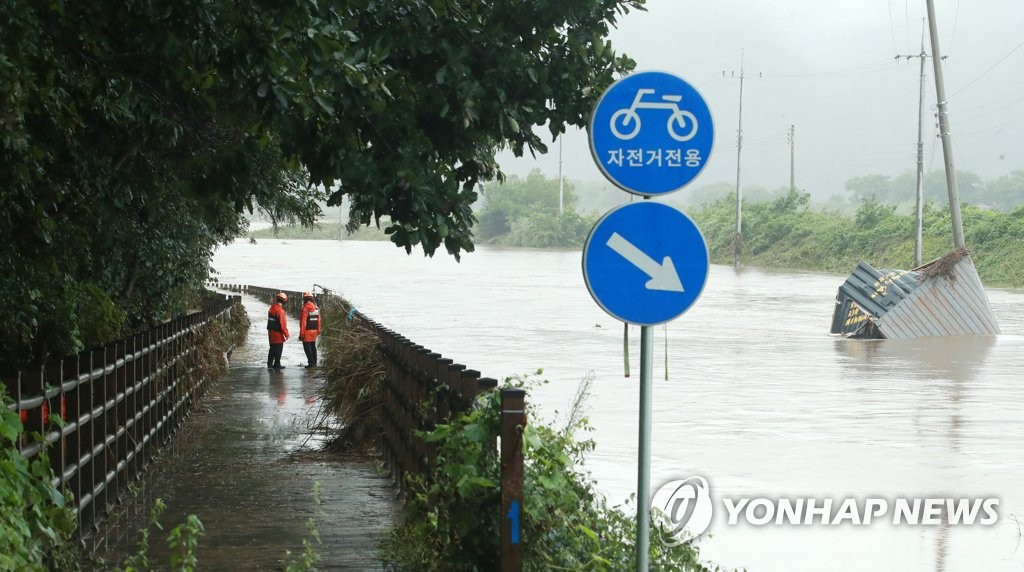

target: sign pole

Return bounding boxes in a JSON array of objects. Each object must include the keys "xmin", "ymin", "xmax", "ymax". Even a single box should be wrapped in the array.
[
  {"xmin": 584, "ymin": 70, "xmax": 713, "ymax": 569},
  {"xmin": 637, "ymin": 325, "xmax": 653, "ymax": 571}
]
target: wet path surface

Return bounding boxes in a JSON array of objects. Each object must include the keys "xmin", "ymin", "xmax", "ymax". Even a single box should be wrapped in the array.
[{"xmin": 90, "ymin": 296, "xmax": 398, "ymax": 570}]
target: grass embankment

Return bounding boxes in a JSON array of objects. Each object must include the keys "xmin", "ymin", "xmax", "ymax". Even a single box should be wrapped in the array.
[
  {"xmin": 691, "ymin": 192, "xmax": 1024, "ymax": 288},
  {"xmin": 249, "ymin": 222, "xmax": 387, "ymax": 242}
]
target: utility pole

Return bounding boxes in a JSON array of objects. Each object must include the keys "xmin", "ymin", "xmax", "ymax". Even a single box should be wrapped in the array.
[
  {"xmin": 724, "ymin": 50, "xmax": 759, "ymax": 268},
  {"xmin": 787, "ymin": 124, "xmax": 795, "ymax": 193},
  {"xmin": 897, "ymin": 23, "xmax": 931, "ymax": 267},
  {"xmin": 338, "ymin": 195, "xmax": 345, "ymax": 241},
  {"xmin": 925, "ymin": 0, "xmax": 966, "ymax": 249},
  {"xmin": 558, "ymin": 136, "xmax": 564, "ymax": 215}
]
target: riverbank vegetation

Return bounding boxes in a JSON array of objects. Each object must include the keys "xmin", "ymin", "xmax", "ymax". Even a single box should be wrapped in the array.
[
  {"xmin": 249, "ymin": 220, "xmax": 389, "ymax": 242},
  {"xmin": 379, "ymin": 374, "xmax": 717, "ymax": 571},
  {"xmin": 477, "ymin": 169, "xmax": 1024, "ymax": 287},
  {"xmin": 694, "ymin": 189, "xmax": 1024, "ymax": 287}
]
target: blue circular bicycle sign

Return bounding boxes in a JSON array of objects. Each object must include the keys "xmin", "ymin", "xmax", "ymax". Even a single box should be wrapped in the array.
[{"xmin": 589, "ymin": 71, "xmax": 714, "ymax": 196}]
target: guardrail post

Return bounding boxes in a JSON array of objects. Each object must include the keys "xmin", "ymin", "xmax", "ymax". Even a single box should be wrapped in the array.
[{"xmin": 500, "ymin": 388, "xmax": 526, "ymax": 572}]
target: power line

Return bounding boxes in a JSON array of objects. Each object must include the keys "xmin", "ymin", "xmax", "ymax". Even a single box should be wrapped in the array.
[
  {"xmin": 957, "ymin": 93, "xmax": 1024, "ymax": 122},
  {"xmin": 904, "ymin": 0, "xmax": 911, "ymax": 53},
  {"xmin": 957, "ymin": 110, "xmax": 1024, "ymax": 136},
  {"xmin": 887, "ymin": 0, "xmax": 900, "ymax": 55},
  {"xmin": 948, "ymin": 0, "xmax": 961, "ymax": 55},
  {"xmin": 764, "ymin": 59, "xmax": 903, "ymax": 79},
  {"xmin": 947, "ymin": 39, "xmax": 1024, "ymax": 100}
]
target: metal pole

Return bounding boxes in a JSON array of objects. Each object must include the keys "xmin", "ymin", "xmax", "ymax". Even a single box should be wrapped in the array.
[
  {"xmin": 500, "ymin": 388, "xmax": 525, "ymax": 572},
  {"xmin": 788, "ymin": 124, "xmax": 795, "ymax": 192},
  {"xmin": 914, "ymin": 35, "xmax": 926, "ymax": 267},
  {"xmin": 733, "ymin": 49, "xmax": 745, "ymax": 269},
  {"xmin": 636, "ymin": 325, "xmax": 653, "ymax": 571},
  {"xmin": 925, "ymin": 0, "xmax": 966, "ymax": 249},
  {"xmin": 558, "ymin": 137, "xmax": 565, "ymax": 215}
]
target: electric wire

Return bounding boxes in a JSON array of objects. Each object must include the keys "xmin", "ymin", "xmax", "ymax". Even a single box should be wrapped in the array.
[
  {"xmin": 956, "ymin": 92, "xmax": 1024, "ymax": 122},
  {"xmin": 887, "ymin": 0, "xmax": 901, "ymax": 55},
  {"xmin": 904, "ymin": 0, "xmax": 911, "ymax": 53},
  {"xmin": 957, "ymin": 111, "xmax": 1024, "ymax": 137},
  {"xmin": 947, "ymin": 39, "xmax": 1024, "ymax": 100},
  {"xmin": 765, "ymin": 59, "xmax": 902, "ymax": 79},
  {"xmin": 948, "ymin": 0, "xmax": 961, "ymax": 55}
]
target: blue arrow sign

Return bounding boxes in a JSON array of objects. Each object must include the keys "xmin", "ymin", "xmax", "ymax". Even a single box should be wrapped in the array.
[
  {"xmin": 583, "ymin": 202, "xmax": 709, "ymax": 325},
  {"xmin": 589, "ymin": 71, "xmax": 714, "ymax": 196},
  {"xmin": 507, "ymin": 500, "xmax": 521, "ymax": 545}
]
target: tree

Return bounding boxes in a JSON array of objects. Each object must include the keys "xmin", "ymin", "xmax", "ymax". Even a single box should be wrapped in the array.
[
  {"xmin": 476, "ymin": 169, "xmax": 591, "ymax": 247},
  {"xmin": 978, "ymin": 170, "xmax": 1024, "ymax": 211},
  {"xmin": 846, "ymin": 170, "xmax": 983, "ymax": 206},
  {"xmin": 845, "ymin": 174, "xmax": 896, "ymax": 203},
  {"xmin": 1, "ymin": 1, "xmax": 644, "ymax": 367}
]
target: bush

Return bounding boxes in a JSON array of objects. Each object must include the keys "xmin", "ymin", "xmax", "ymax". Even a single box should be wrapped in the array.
[
  {"xmin": 0, "ymin": 385, "xmax": 77, "ymax": 570},
  {"xmin": 380, "ymin": 373, "xmax": 718, "ymax": 571}
]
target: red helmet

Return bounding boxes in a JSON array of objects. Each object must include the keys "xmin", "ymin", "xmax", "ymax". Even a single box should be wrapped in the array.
[
  {"xmin": 277, "ymin": 292, "xmax": 288, "ymax": 302},
  {"xmin": 302, "ymin": 291, "xmax": 313, "ymax": 299}
]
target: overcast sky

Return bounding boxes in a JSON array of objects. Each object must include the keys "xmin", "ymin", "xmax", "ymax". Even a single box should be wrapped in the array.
[{"xmin": 499, "ymin": 0, "xmax": 1024, "ymax": 199}]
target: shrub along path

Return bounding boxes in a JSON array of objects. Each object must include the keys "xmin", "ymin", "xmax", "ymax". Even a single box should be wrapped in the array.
[{"xmin": 88, "ymin": 295, "xmax": 398, "ymax": 570}]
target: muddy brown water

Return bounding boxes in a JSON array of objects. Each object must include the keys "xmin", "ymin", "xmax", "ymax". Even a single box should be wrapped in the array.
[
  {"xmin": 206, "ymin": 238, "xmax": 1024, "ymax": 571},
  {"xmin": 88, "ymin": 298, "xmax": 398, "ymax": 570}
]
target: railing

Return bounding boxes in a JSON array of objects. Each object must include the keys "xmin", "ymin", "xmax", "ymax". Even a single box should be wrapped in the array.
[
  {"xmin": 220, "ymin": 284, "xmax": 500, "ymax": 480},
  {"xmin": 2, "ymin": 293, "xmax": 242, "ymax": 532},
  {"xmin": 221, "ymin": 283, "xmax": 526, "ymax": 570}
]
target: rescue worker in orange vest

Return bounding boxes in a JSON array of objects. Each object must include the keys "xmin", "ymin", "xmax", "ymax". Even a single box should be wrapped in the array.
[
  {"xmin": 267, "ymin": 292, "xmax": 290, "ymax": 370},
  {"xmin": 299, "ymin": 291, "xmax": 322, "ymax": 368}
]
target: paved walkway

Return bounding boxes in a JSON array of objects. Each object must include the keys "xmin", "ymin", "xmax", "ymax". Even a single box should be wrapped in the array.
[{"xmin": 89, "ymin": 296, "xmax": 398, "ymax": 570}]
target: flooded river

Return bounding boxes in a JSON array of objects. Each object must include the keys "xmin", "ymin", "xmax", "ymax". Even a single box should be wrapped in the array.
[{"xmin": 213, "ymin": 238, "xmax": 1024, "ymax": 571}]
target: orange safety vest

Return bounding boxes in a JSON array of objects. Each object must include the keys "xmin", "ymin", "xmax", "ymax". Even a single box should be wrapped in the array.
[
  {"xmin": 299, "ymin": 300, "xmax": 321, "ymax": 342},
  {"xmin": 267, "ymin": 303, "xmax": 289, "ymax": 343}
]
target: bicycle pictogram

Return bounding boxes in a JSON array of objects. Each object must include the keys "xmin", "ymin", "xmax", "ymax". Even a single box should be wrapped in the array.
[{"xmin": 610, "ymin": 89, "xmax": 699, "ymax": 142}]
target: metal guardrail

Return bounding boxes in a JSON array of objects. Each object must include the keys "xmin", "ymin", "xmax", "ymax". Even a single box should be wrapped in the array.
[{"xmin": 3, "ymin": 293, "xmax": 242, "ymax": 532}]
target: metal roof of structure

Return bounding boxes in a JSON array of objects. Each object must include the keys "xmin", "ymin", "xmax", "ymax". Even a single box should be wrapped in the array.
[{"xmin": 830, "ymin": 249, "xmax": 999, "ymax": 339}]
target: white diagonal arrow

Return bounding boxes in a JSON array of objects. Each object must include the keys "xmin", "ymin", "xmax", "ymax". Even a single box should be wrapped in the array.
[{"xmin": 606, "ymin": 232, "xmax": 685, "ymax": 292}]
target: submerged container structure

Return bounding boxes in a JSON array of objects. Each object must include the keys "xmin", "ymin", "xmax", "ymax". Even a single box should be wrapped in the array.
[{"xmin": 830, "ymin": 248, "xmax": 999, "ymax": 339}]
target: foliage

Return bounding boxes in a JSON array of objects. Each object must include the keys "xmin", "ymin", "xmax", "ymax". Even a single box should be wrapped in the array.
[
  {"xmin": 1, "ymin": 0, "xmax": 644, "ymax": 368},
  {"xmin": 120, "ymin": 499, "xmax": 205, "ymax": 572},
  {"xmin": 691, "ymin": 190, "xmax": 1024, "ymax": 287},
  {"xmin": 248, "ymin": 221, "xmax": 389, "ymax": 241},
  {"xmin": 477, "ymin": 169, "xmax": 596, "ymax": 248},
  {"xmin": 845, "ymin": 169, "xmax": 984, "ymax": 206},
  {"xmin": 0, "ymin": 386, "xmax": 77, "ymax": 571},
  {"xmin": 380, "ymin": 373, "xmax": 717, "ymax": 571},
  {"xmin": 979, "ymin": 170, "xmax": 1024, "ymax": 211}
]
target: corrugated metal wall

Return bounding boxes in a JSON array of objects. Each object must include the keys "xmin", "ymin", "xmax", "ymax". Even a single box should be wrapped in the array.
[
  {"xmin": 876, "ymin": 255, "xmax": 1000, "ymax": 338},
  {"xmin": 830, "ymin": 251, "xmax": 999, "ymax": 339}
]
